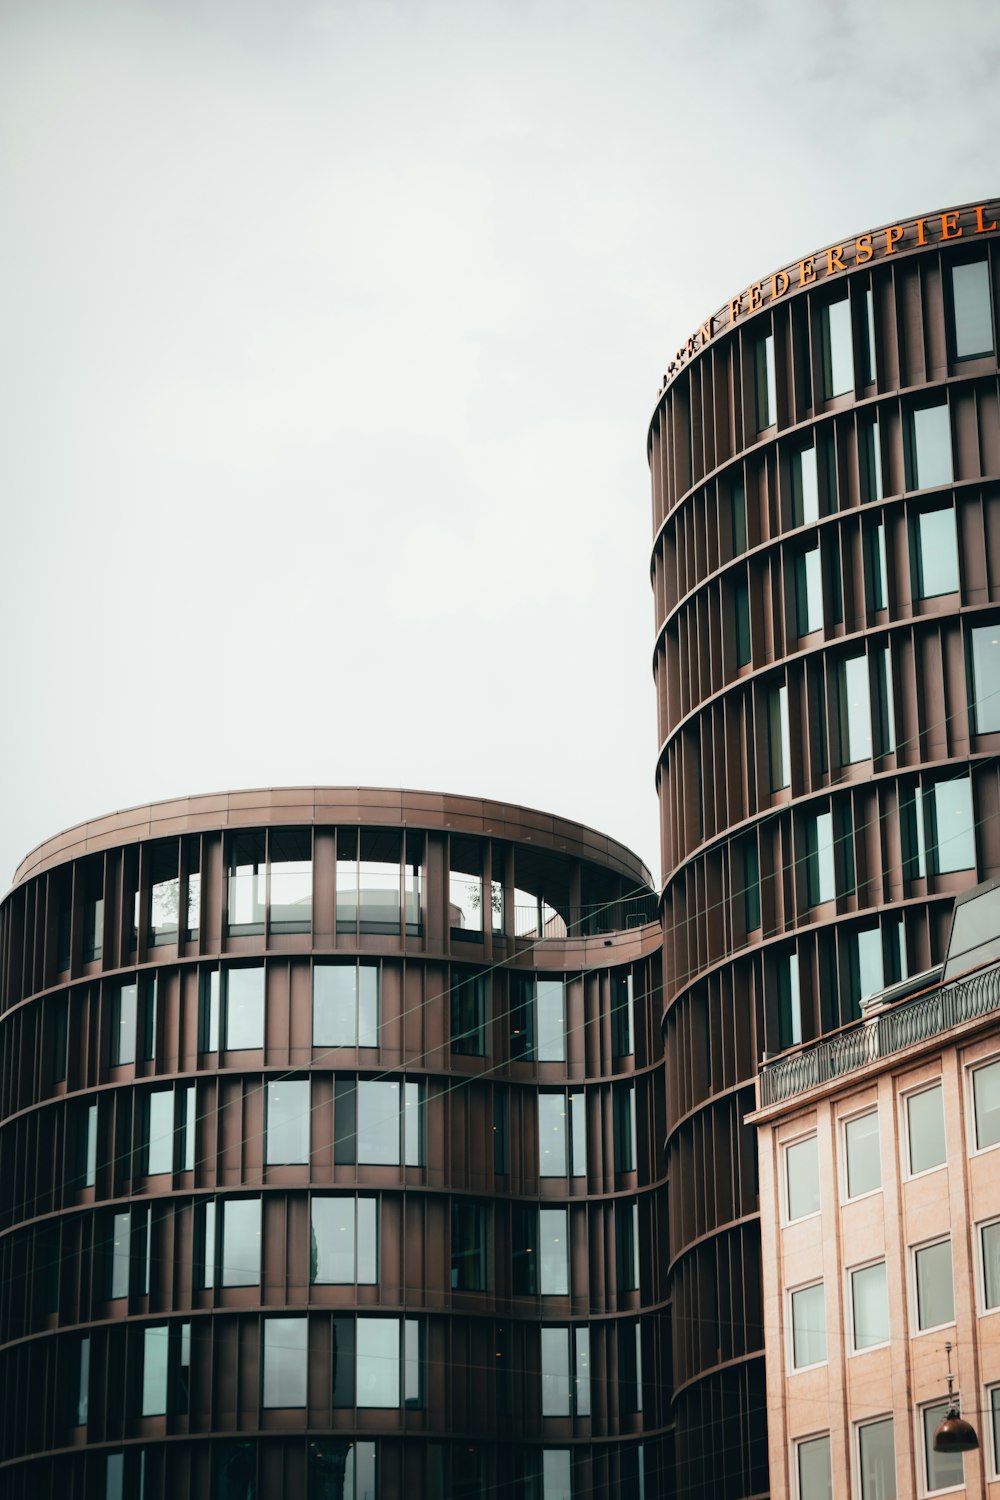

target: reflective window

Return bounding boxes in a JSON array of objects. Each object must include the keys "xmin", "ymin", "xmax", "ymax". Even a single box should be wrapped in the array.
[
  {"xmin": 268, "ymin": 829, "xmax": 312, "ymax": 932},
  {"xmin": 914, "ymin": 1239, "xmax": 954, "ymax": 1329},
  {"xmin": 974, "ymin": 1058, "xmax": 1000, "ymax": 1150},
  {"xmin": 451, "ymin": 970, "xmax": 488, "ymax": 1056},
  {"xmin": 223, "ymin": 966, "xmax": 265, "ymax": 1050},
  {"xmin": 265, "ymin": 1079, "xmax": 310, "ymax": 1165},
  {"xmin": 913, "ymin": 504, "xmax": 960, "ymax": 597},
  {"xmin": 540, "ymin": 1207, "xmax": 570, "ymax": 1295},
  {"xmin": 451, "ymin": 1200, "xmax": 488, "ymax": 1291},
  {"xmin": 754, "ymin": 333, "xmax": 776, "ymax": 431},
  {"xmin": 313, "ymin": 963, "xmax": 378, "ymax": 1048},
  {"xmin": 908, "ymin": 401, "xmax": 954, "ymax": 490},
  {"xmin": 790, "ymin": 444, "xmax": 820, "ymax": 526},
  {"xmin": 795, "ymin": 544, "xmax": 823, "ymax": 636},
  {"xmin": 838, "ymin": 654, "xmax": 872, "ymax": 764},
  {"xmin": 108, "ymin": 1210, "xmax": 132, "ymax": 1299},
  {"xmin": 541, "ymin": 1327, "xmax": 571, "ymax": 1415},
  {"xmin": 337, "ymin": 829, "xmax": 403, "ymax": 932},
  {"xmin": 743, "ymin": 838, "xmax": 761, "ymax": 932},
  {"xmin": 735, "ymin": 579, "xmax": 751, "ymax": 665},
  {"xmin": 614, "ymin": 1085, "xmax": 637, "ymax": 1174},
  {"xmin": 184, "ymin": 836, "xmax": 201, "ymax": 939},
  {"xmin": 805, "ymin": 810, "xmax": 837, "ymax": 906},
  {"xmin": 81, "ymin": 1102, "xmax": 98, "ymax": 1187},
  {"xmin": 902, "ymin": 775, "xmax": 976, "ymax": 878},
  {"xmin": 769, "ymin": 683, "xmax": 791, "ymax": 790},
  {"xmin": 355, "ymin": 1317, "xmax": 420, "ymax": 1408},
  {"xmin": 922, "ymin": 1399, "xmax": 965, "ymax": 1492},
  {"xmin": 858, "ymin": 1418, "xmax": 895, "ymax": 1500},
  {"xmin": 574, "ymin": 1328, "xmax": 591, "ymax": 1417},
  {"xmin": 820, "ymin": 294, "xmax": 853, "ymax": 398},
  {"xmin": 796, "ymin": 1434, "xmax": 832, "ymax": 1500},
  {"xmin": 105, "ymin": 1453, "xmax": 124, "ymax": 1500},
  {"xmin": 543, "ymin": 1450, "xmax": 572, "ymax": 1500},
  {"xmin": 615, "ymin": 1200, "xmax": 640, "ymax": 1293},
  {"xmin": 950, "ymin": 257, "xmax": 994, "ymax": 359},
  {"xmin": 142, "ymin": 1325, "xmax": 169, "ymax": 1416},
  {"xmin": 790, "ymin": 1282, "xmax": 826, "ymax": 1368},
  {"xmin": 539, "ymin": 1094, "xmax": 568, "ymax": 1177},
  {"xmin": 785, "ymin": 1135, "xmax": 819, "ymax": 1221},
  {"xmin": 311, "ymin": 1196, "xmax": 378, "ymax": 1285},
  {"xmin": 860, "ymin": 415, "xmax": 883, "ymax": 503},
  {"xmin": 493, "ymin": 1087, "xmax": 509, "ymax": 1175},
  {"xmin": 874, "ymin": 646, "xmax": 896, "ymax": 754},
  {"xmin": 110, "ymin": 982, "xmax": 138, "ymax": 1067},
  {"xmin": 450, "ymin": 838, "xmax": 484, "ymax": 935},
  {"xmin": 991, "ymin": 1387, "xmax": 1000, "ymax": 1476},
  {"xmin": 200, "ymin": 1198, "xmax": 262, "ymax": 1287},
  {"xmin": 981, "ymin": 1219, "xmax": 1000, "ymax": 1310},
  {"xmin": 618, "ymin": 1321, "xmax": 643, "ymax": 1414},
  {"xmin": 845, "ymin": 1111, "xmax": 880, "ymax": 1198},
  {"xmin": 856, "ymin": 925, "xmax": 884, "ymax": 1006},
  {"xmin": 851, "ymin": 1261, "xmax": 889, "ymax": 1351},
  {"xmin": 865, "ymin": 520, "xmax": 888, "ymax": 611},
  {"xmin": 970, "ymin": 623, "xmax": 1000, "ymax": 733},
  {"xmin": 148, "ymin": 842, "xmax": 179, "ymax": 945},
  {"xmin": 77, "ymin": 1336, "xmax": 90, "ymax": 1425},
  {"xmin": 144, "ymin": 1089, "xmax": 175, "ymax": 1176},
  {"xmin": 776, "ymin": 950, "xmax": 802, "ymax": 1050},
  {"xmin": 228, "ymin": 833, "xmax": 266, "ymax": 932},
  {"xmin": 262, "ymin": 1317, "xmax": 307, "ymax": 1407},
  {"xmin": 862, "ymin": 285, "xmax": 877, "ymax": 385},
  {"xmin": 610, "ymin": 971, "xmax": 634, "ymax": 1058},
  {"xmin": 906, "ymin": 1085, "xmax": 946, "ymax": 1175},
  {"xmin": 81, "ymin": 860, "xmax": 104, "ymax": 963},
  {"xmin": 537, "ymin": 979, "xmax": 566, "ymax": 1062},
  {"xmin": 357, "ymin": 1080, "xmax": 424, "ymax": 1165},
  {"xmin": 309, "ymin": 1440, "xmax": 376, "ymax": 1500}
]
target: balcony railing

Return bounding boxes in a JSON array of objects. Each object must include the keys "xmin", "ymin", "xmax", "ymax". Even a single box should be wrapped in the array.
[
  {"xmin": 512, "ymin": 894, "xmax": 659, "ymax": 941},
  {"xmin": 758, "ymin": 962, "xmax": 1000, "ymax": 1109}
]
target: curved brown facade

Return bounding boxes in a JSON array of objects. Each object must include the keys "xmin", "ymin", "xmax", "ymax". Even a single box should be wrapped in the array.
[
  {"xmin": 649, "ymin": 198, "xmax": 1000, "ymax": 1498},
  {"xmin": 0, "ymin": 788, "xmax": 669, "ymax": 1498}
]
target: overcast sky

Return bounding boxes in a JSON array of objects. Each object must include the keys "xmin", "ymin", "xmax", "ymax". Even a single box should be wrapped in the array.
[{"xmin": 1, "ymin": 0, "xmax": 998, "ymax": 889}]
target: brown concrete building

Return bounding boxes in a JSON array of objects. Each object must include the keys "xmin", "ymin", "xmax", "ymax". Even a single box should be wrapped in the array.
[
  {"xmin": 0, "ymin": 789, "xmax": 670, "ymax": 1498},
  {"xmin": 750, "ymin": 896, "xmax": 1000, "ymax": 1499},
  {"xmin": 648, "ymin": 197, "xmax": 1000, "ymax": 1498}
]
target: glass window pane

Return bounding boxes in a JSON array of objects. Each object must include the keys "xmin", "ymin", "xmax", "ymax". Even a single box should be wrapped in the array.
[
  {"xmin": 929, "ymin": 776, "xmax": 975, "ymax": 873},
  {"xmin": 221, "ymin": 1199, "xmax": 261, "ymax": 1286},
  {"xmin": 404, "ymin": 1081, "xmax": 423, "ymax": 1166},
  {"xmin": 265, "ymin": 1080, "xmax": 310, "ymax": 1165},
  {"xmin": 975, "ymin": 1059, "xmax": 1000, "ymax": 1149},
  {"xmin": 570, "ymin": 1092, "xmax": 588, "ymax": 1177},
  {"xmin": 769, "ymin": 685, "xmax": 791, "ymax": 790},
  {"xmin": 859, "ymin": 1418, "xmax": 895, "ymax": 1500},
  {"xmin": 778, "ymin": 953, "xmax": 802, "ymax": 1050},
  {"xmin": 269, "ymin": 830, "xmax": 312, "ymax": 930},
  {"xmin": 616, "ymin": 1201, "xmax": 639, "ymax": 1293},
  {"xmin": 907, "ymin": 1086, "xmax": 946, "ymax": 1174},
  {"xmin": 796, "ymin": 545, "xmax": 823, "ymax": 635},
  {"xmin": 845, "ymin": 1112, "xmax": 880, "ymax": 1198},
  {"xmin": 860, "ymin": 416, "xmax": 884, "ymax": 504},
  {"xmin": 449, "ymin": 838, "xmax": 483, "ymax": 932},
  {"xmin": 111, "ymin": 983, "xmax": 137, "ymax": 1066},
  {"xmin": 910, "ymin": 403, "xmax": 954, "ymax": 490},
  {"xmin": 224, "ymin": 967, "xmax": 264, "ymax": 1051},
  {"xmin": 915, "ymin": 505, "xmax": 960, "ymax": 597},
  {"xmin": 541, "ymin": 1327, "xmax": 570, "ymax": 1415},
  {"xmin": 356, "ymin": 1317, "xmax": 399, "ymax": 1408},
  {"xmin": 105, "ymin": 1453, "xmax": 124, "ymax": 1500},
  {"xmin": 404, "ymin": 1318, "xmax": 421, "ymax": 1407},
  {"xmin": 791, "ymin": 444, "xmax": 820, "ymax": 525},
  {"xmin": 451, "ymin": 1201, "xmax": 487, "ymax": 1291},
  {"xmin": 915, "ymin": 1239, "xmax": 954, "ymax": 1329},
  {"xmin": 840, "ymin": 655, "xmax": 872, "ymax": 763},
  {"xmin": 542, "ymin": 1450, "xmax": 572, "ymax": 1500},
  {"xmin": 357, "ymin": 1198, "xmax": 378, "ymax": 1283},
  {"xmin": 539, "ymin": 1095, "xmax": 567, "ymax": 1177},
  {"xmin": 262, "ymin": 1317, "xmax": 307, "ymax": 1407},
  {"xmin": 540, "ymin": 1208, "xmax": 569, "ymax": 1295},
  {"xmin": 857, "ymin": 926, "xmax": 884, "ymax": 1002},
  {"xmin": 77, "ymin": 1337, "xmax": 90, "ymax": 1424},
  {"xmin": 146, "ymin": 1090, "xmax": 174, "ymax": 1176},
  {"xmin": 951, "ymin": 258, "xmax": 993, "ymax": 359},
  {"xmin": 992, "ymin": 1388, "xmax": 1000, "ymax": 1475},
  {"xmin": 200, "ymin": 969, "xmax": 220, "ymax": 1053},
  {"xmin": 142, "ymin": 1326, "xmax": 169, "ymax": 1415},
  {"xmin": 981, "ymin": 1220, "xmax": 1000, "ymax": 1309},
  {"xmin": 574, "ymin": 1327, "xmax": 591, "ymax": 1417},
  {"xmin": 109, "ymin": 1211, "xmax": 131, "ymax": 1299},
  {"xmin": 790, "ymin": 1282, "xmax": 826, "ymax": 1368},
  {"xmin": 228, "ymin": 834, "xmax": 266, "ymax": 930},
  {"xmin": 822, "ymin": 296, "xmax": 853, "ymax": 398},
  {"xmin": 923, "ymin": 1401, "xmax": 965, "ymax": 1491},
  {"xmin": 786, "ymin": 1136, "xmax": 819, "ymax": 1221},
  {"xmin": 851, "ymin": 1261, "xmax": 889, "ymax": 1350},
  {"xmin": 796, "ymin": 1434, "xmax": 832, "ymax": 1500},
  {"xmin": 755, "ymin": 333, "xmax": 776, "ymax": 431},
  {"xmin": 313, "ymin": 965, "xmax": 358, "ymax": 1047},
  {"xmin": 149, "ymin": 843, "xmax": 180, "ymax": 941},
  {"xmin": 358, "ymin": 1081, "xmax": 400, "ymax": 1164},
  {"xmin": 451, "ymin": 971, "xmax": 487, "ymax": 1056},
  {"xmin": 971, "ymin": 624, "xmax": 1000, "ymax": 733},
  {"xmin": 537, "ymin": 980, "xmax": 565, "ymax": 1062},
  {"xmin": 312, "ymin": 1198, "xmax": 356, "ymax": 1283},
  {"xmin": 807, "ymin": 811, "xmax": 836, "ymax": 906}
]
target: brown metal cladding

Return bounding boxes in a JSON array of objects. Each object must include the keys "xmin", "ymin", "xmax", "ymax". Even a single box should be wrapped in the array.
[
  {"xmin": 0, "ymin": 790, "xmax": 669, "ymax": 1498},
  {"xmin": 649, "ymin": 199, "xmax": 1000, "ymax": 1499}
]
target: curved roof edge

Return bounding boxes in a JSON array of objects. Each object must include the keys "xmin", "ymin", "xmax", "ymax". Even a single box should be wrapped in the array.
[{"xmin": 9, "ymin": 785, "xmax": 654, "ymax": 894}]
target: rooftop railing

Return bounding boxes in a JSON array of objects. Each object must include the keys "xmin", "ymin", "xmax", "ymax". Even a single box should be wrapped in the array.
[{"xmin": 758, "ymin": 962, "xmax": 1000, "ymax": 1109}]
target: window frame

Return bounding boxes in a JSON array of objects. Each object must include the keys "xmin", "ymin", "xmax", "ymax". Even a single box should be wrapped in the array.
[
  {"xmin": 910, "ymin": 1235, "xmax": 956, "ymax": 1335},
  {"xmin": 855, "ymin": 1414, "xmax": 896, "ymax": 1500},
  {"xmin": 840, "ymin": 1107, "xmax": 882, "ymax": 1203},
  {"xmin": 918, "ymin": 1395, "xmax": 967, "ymax": 1495},
  {"xmin": 978, "ymin": 1213, "xmax": 1000, "ymax": 1315},
  {"xmin": 782, "ymin": 1132, "xmax": 821, "ymax": 1226},
  {"xmin": 968, "ymin": 1053, "xmax": 1000, "ymax": 1155},
  {"xmin": 792, "ymin": 1430, "xmax": 833, "ymax": 1500},
  {"xmin": 902, "ymin": 1080, "xmax": 947, "ymax": 1180},
  {"xmin": 787, "ymin": 1278, "xmax": 827, "ymax": 1373},
  {"xmin": 847, "ymin": 1257, "xmax": 890, "ymax": 1356}
]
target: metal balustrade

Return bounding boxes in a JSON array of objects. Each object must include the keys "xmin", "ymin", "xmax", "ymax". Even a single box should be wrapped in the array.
[{"xmin": 758, "ymin": 963, "xmax": 1000, "ymax": 1107}]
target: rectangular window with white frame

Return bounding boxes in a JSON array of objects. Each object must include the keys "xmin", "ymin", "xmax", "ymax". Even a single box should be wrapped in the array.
[
  {"xmin": 904, "ymin": 1082, "xmax": 946, "ymax": 1177},
  {"xmin": 850, "ymin": 1259, "xmax": 889, "ymax": 1353},
  {"xmin": 912, "ymin": 1238, "xmax": 955, "ymax": 1332},
  {"xmin": 989, "ymin": 1384, "xmax": 1000, "ymax": 1480},
  {"xmin": 789, "ymin": 1281, "xmax": 827, "ymax": 1370},
  {"xmin": 920, "ymin": 1398, "xmax": 966, "ymax": 1493},
  {"xmin": 795, "ymin": 1432, "xmax": 832, "ymax": 1499},
  {"xmin": 857, "ymin": 1415, "xmax": 895, "ymax": 1500},
  {"xmin": 784, "ymin": 1134, "xmax": 820, "ymax": 1223},
  {"xmin": 843, "ymin": 1109, "xmax": 881, "ymax": 1199},
  {"xmin": 972, "ymin": 1056, "xmax": 1000, "ymax": 1151},
  {"xmin": 980, "ymin": 1217, "xmax": 1000, "ymax": 1312}
]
